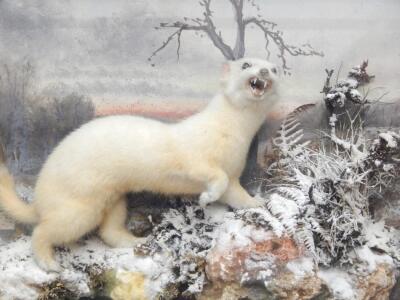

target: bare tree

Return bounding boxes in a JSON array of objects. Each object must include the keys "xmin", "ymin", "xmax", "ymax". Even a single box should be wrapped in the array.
[
  {"xmin": 149, "ymin": 0, "xmax": 324, "ymax": 188},
  {"xmin": 0, "ymin": 60, "xmax": 34, "ymax": 169},
  {"xmin": 28, "ymin": 93, "xmax": 95, "ymax": 170},
  {"xmin": 149, "ymin": 0, "xmax": 323, "ymax": 74},
  {"xmin": 0, "ymin": 60, "xmax": 94, "ymax": 174}
]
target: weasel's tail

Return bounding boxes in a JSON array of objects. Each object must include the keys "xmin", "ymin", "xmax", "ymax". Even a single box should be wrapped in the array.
[{"xmin": 0, "ymin": 144, "xmax": 38, "ymax": 224}]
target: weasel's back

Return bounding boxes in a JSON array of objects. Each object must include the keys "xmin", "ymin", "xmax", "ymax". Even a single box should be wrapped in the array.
[{"xmin": 37, "ymin": 115, "xmax": 174, "ymax": 186}]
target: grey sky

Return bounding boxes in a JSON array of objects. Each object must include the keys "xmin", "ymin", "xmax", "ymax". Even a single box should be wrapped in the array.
[{"xmin": 0, "ymin": 0, "xmax": 399, "ymax": 108}]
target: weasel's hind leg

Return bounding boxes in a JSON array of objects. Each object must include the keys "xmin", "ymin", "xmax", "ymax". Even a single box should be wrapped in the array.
[
  {"xmin": 99, "ymin": 200, "xmax": 145, "ymax": 248},
  {"xmin": 220, "ymin": 180, "xmax": 265, "ymax": 209},
  {"xmin": 32, "ymin": 202, "xmax": 102, "ymax": 272}
]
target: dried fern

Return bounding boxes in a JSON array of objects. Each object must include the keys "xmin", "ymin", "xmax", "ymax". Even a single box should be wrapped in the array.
[
  {"xmin": 272, "ymin": 114, "xmax": 310, "ymax": 160},
  {"xmin": 259, "ymin": 62, "xmax": 400, "ymax": 267}
]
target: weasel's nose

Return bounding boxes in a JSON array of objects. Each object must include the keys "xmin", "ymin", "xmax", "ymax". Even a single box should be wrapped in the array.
[{"xmin": 259, "ymin": 68, "xmax": 269, "ymax": 77}]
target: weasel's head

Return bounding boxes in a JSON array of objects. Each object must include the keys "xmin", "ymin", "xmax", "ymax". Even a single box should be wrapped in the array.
[{"xmin": 221, "ymin": 58, "xmax": 280, "ymax": 108}]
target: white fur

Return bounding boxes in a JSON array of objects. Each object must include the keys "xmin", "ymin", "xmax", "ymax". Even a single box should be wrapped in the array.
[{"xmin": 0, "ymin": 58, "xmax": 279, "ymax": 271}]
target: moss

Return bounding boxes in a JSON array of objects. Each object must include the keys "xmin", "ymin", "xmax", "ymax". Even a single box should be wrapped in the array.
[
  {"xmin": 85, "ymin": 265, "xmax": 117, "ymax": 298},
  {"xmin": 37, "ymin": 280, "xmax": 76, "ymax": 300},
  {"xmin": 37, "ymin": 265, "xmax": 117, "ymax": 300}
]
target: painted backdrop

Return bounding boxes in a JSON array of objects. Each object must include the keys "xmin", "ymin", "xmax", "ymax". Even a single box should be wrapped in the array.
[{"xmin": 0, "ymin": 0, "xmax": 399, "ymax": 174}]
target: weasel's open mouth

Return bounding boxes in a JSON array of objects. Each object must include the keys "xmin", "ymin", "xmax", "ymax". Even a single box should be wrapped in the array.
[{"xmin": 248, "ymin": 77, "xmax": 271, "ymax": 97}]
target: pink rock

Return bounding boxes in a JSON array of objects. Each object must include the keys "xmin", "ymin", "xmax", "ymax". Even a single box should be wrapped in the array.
[{"xmin": 206, "ymin": 232, "xmax": 303, "ymax": 284}]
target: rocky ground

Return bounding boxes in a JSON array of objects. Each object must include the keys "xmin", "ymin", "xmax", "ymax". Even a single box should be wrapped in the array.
[{"xmin": 0, "ymin": 186, "xmax": 398, "ymax": 300}]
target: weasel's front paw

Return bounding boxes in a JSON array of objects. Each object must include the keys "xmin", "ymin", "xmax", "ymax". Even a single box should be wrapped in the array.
[
  {"xmin": 199, "ymin": 191, "xmax": 218, "ymax": 208},
  {"xmin": 232, "ymin": 195, "xmax": 266, "ymax": 209},
  {"xmin": 247, "ymin": 195, "xmax": 266, "ymax": 208},
  {"xmin": 117, "ymin": 236, "xmax": 147, "ymax": 248},
  {"xmin": 36, "ymin": 258, "xmax": 62, "ymax": 273}
]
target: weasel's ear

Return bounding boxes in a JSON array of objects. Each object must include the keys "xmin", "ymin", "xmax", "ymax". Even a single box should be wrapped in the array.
[
  {"xmin": 222, "ymin": 62, "xmax": 230, "ymax": 75},
  {"xmin": 220, "ymin": 62, "xmax": 230, "ymax": 86}
]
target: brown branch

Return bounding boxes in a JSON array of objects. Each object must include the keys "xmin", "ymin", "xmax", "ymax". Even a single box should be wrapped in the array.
[
  {"xmin": 246, "ymin": 0, "xmax": 261, "ymax": 11},
  {"xmin": 201, "ymin": 0, "xmax": 235, "ymax": 59},
  {"xmin": 148, "ymin": 22, "xmax": 207, "ymax": 61},
  {"xmin": 149, "ymin": 0, "xmax": 235, "ymax": 62},
  {"xmin": 265, "ymin": 36, "xmax": 271, "ymax": 59},
  {"xmin": 244, "ymin": 17, "xmax": 276, "ymax": 28},
  {"xmin": 229, "ymin": 0, "xmax": 245, "ymax": 58},
  {"xmin": 176, "ymin": 30, "xmax": 182, "ymax": 60}
]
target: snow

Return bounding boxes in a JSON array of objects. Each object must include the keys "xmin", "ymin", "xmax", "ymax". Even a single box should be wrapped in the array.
[
  {"xmin": 318, "ymin": 268, "xmax": 355, "ymax": 300},
  {"xmin": 213, "ymin": 216, "xmax": 257, "ymax": 251},
  {"xmin": 268, "ymin": 194, "xmax": 299, "ymax": 218},
  {"xmin": 235, "ymin": 207, "xmax": 285, "ymax": 238},
  {"xmin": 0, "ymin": 166, "xmax": 398, "ymax": 299},
  {"xmin": 0, "ymin": 236, "xmax": 172, "ymax": 300},
  {"xmin": 242, "ymin": 258, "xmax": 274, "ymax": 284},
  {"xmin": 349, "ymin": 89, "xmax": 361, "ymax": 100},
  {"xmin": 326, "ymin": 91, "xmax": 346, "ymax": 107},
  {"xmin": 0, "ymin": 236, "xmax": 58, "ymax": 300},
  {"xmin": 0, "ymin": 202, "xmax": 270, "ymax": 299},
  {"xmin": 363, "ymin": 220, "xmax": 395, "ymax": 254},
  {"xmin": 329, "ymin": 114, "xmax": 337, "ymax": 127},
  {"xmin": 203, "ymin": 203, "xmax": 229, "ymax": 223},
  {"xmin": 267, "ymin": 194, "xmax": 299, "ymax": 234},
  {"xmin": 383, "ymin": 163, "xmax": 394, "ymax": 172},
  {"xmin": 276, "ymin": 187, "xmax": 308, "ymax": 206},
  {"xmin": 345, "ymin": 78, "xmax": 358, "ymax": 88},
  {"xmin": 286, "ymin": 257, "xmax": 314, "ymax": 279},
  {"xmin": 354, "ymin": 246, "xmax": 393, "ymax": 273},
  {"xmin": 379, "ymin": 132, "xmax": 399, "ymax": 148}
]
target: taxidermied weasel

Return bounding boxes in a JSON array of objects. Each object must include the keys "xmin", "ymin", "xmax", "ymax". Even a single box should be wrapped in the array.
[{"xmin": 0, "ymin": 58, "xmax": 280, "ymax": 271}]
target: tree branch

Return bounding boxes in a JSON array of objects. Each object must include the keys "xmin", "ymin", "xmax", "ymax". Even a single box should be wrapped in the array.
[
  {"xmin": 149, "ymin": 0, "xmax": 323, "ymax": 71},
  {"xmin": 148, "ymin": 22, "xmax": 207, "ymax": 62},
  {"xmin": 200, "ymin": 0, "xmax": 235, "ymax": 59},
  {"xmin": 149, "ymin": 0, "xmax": 235, "ymax": 62},
  {"xmin": 245, "ymin": 17, "xmax": 324, "ymax": 73},
  {"xmin": 229, "ymin": 0, "xmax": 246, "ymax": 58}
]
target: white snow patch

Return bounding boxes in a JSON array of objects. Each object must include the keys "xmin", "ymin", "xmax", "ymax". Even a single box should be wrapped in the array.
[
  {"xmin": 211, "ymin": 210, "xmax": 278, "ymax": 253},
  {"xmin": 318, "ymin": 268, "xmax": 355, "ymax": 300},
  {"xmin": 203, "ymin": 203, "xmax": 229, "ymax": 223},
  {"xmin": 383, "ymin": 163, "xmax": 394, "ymax": 172},
  {"xmin": 212, "ymin": 217, "xmax": 253, "ymax": 251},
  {"xmin": 286, "ymin": 257, "xmax": 314, "ymax": 279},
  {"xmin": 379, "ymin": 132, "xmax": 398, "ymax": 148},
  {"xmin": 268, "ymin": 194, "xmax": 299, "ymax": 218},
  {"xmin": 0, "ymin": 236, "xmax": 172, "ymax": 300},
  {"xmin": 349, "ymin": 89, "xmax": 361, "ymax": 99},
  {"xmin": 364, "ymin": 220, "xmax": 393, "ymax": 252},
  {"xmin": 354, "ymin": 246, "xmax": 393, "ymax": 273},
  {"xmin": 267, "ymin": 194, "xmax": 299, "ymax": 234},
  {"xmin": 0, "ymin": 236, "xmax": 58, "ymax": 300},
  {"xmin": 346, "ymin": 78, "xmax": 358, "ymax": 88}
]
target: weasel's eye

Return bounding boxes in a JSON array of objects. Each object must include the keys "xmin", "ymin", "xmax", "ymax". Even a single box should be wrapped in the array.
[
  {"xmin": 271, "ymin": 67, "xmax": 277, "ymax": 74},
  {"xmin": 242, "ymin": 62, "xmax": 251, "ymax": 70}
]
